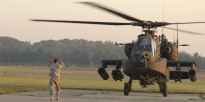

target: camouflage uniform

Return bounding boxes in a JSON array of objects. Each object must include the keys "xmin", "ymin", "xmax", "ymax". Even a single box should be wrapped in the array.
[{"xmin": 48, "ymin": 63, "xmax": 65, "ymax": 95}]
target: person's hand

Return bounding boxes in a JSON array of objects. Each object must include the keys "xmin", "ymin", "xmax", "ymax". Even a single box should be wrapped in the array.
[
  {"xmin": 59, "ymin": 59, "xmax": 63, "ymax": 64},
  {"xmin": 50, "ymin": 59, "xmax": 52, "ymax": 64}
]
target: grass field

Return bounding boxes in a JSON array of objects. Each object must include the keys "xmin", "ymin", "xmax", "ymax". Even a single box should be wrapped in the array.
[
  {"xmin": 0, "ymin": 66, "xmax": 120, "ymax": 76},
  {"xmin": 0, "ymin": 66, "xmax": 101, "ymax": 75},
  {"xmin": 0, "ymin": 74, "xmax": 205, "ymax": 95},
  {"xmin": 1, "ymin": 66, "xmax": 205, "ymax": 78}
]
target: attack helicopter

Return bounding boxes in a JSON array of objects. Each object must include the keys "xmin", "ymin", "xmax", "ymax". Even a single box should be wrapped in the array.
[{"xmin": 31, "ymin": 2, "xmax": 205, "ymax": 97}]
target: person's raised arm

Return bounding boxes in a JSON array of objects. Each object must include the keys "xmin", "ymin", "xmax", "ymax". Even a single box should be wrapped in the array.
[
  {"xmin": 59, "ymin": 59, "xmax": 65, "ymax": 68},
  {"xmin": 48, "ymin": 59, "xmax": 52, "ymax": 67}
]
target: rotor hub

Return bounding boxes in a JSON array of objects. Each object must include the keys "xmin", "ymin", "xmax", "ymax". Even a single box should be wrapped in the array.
[{"xmin": 131, "ymin": 21, "xmax": 168, "ymax": 28}]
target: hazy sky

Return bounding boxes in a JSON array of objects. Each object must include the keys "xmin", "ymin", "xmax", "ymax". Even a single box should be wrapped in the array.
[{"xmin": 1, "ymin": 0, "xmax": 205, "ymax": 56}]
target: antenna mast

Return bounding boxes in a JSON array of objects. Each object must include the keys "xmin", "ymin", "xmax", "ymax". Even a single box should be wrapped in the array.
[
  {"xmin": 173, "ymin": 32, "xmax": 175, "ymax": 44},
  {"xmin": 162, "ymin": 5, "xmax": 164, "ymax": 34},
  {"xmin": 177, "ymin": 22, "xmax": 179, "ymax": 49}
]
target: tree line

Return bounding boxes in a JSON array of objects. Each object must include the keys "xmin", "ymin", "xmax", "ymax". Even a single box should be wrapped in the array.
[
  {"xmin": 0, "ymin": 37, "xmax": 204, "ymax": 69},
  {"xmin": 178, "ymin": 51, "xmax": 205, "ymax": 69},
  {"xmin": 0, "ymin": 37, "xmax": 126, "ymax": 67}
]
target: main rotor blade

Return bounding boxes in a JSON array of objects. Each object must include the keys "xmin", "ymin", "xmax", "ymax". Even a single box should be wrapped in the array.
[
  {"xmin": 162, "ymin": 27, "xmax": 205, "ymax": 35},
  {"xmin": 79, "ymin": 2, "xmax": 146, "ymax": 24},
  {"xmin": 31, "ymin": 19, "xmax": 131, "ymax": 25},
  {"xmin": 169, "ymin": 22, "xmax": 205, "ymax": 25}
]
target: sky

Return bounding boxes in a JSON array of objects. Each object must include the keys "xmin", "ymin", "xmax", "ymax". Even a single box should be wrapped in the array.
[{"xmin": 1, "ymin": 0, "xmax": 205, "ymax": 56}]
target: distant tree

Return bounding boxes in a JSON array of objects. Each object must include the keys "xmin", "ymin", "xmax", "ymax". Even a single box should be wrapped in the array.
[
  {"xmin": 81, "ymin": 50, "xmax": 93, "ymax": 65},
  {"xmin": 93, "ymin": 49, "xmax": 105, "ymax": 65},
  {"xmin": 47, "ymin": 50, "xmax": 57, "ymax": 60},
  {"xmin": 60, "ymin": 50, "xmax": 70, "ymax": 65},
  {"xmin": 103, "ymin": 49, "xmax": 120, "ymax": 59},
  {"xmin": 0, "ymin": 46, "xmax": 11, "ymax": 62},
  {"xmin": 12, "ymin": 47, "xmax": 24, "ymax": 62},
  {"xmin": 36, "ymin": 47, "xmax": 47, "ymax": 63},
  {"xmin": 24, "ymin": 48, "xmax": 35, "ymax": 62},
  {"xmin": 69, "ymin": 48, "xmax": 83, "ymax": 64}
]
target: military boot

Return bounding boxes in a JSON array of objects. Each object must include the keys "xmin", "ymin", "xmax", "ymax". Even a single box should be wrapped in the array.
[
  {"xmin": 56, "ymin": 95, "xmax": 59, "ymax": 101},
  {"xmin": 50, "ymin": 95, "xmax": 53, "ymax": 101}
]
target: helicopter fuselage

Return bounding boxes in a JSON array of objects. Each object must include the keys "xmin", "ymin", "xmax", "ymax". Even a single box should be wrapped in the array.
[
  {"xmin": 123, "ymin": 34, "xmax": 168, "ymax": 82},
  {"xmin": 99, "ymin": 32, "xmax": 196, "ymax": 90}
]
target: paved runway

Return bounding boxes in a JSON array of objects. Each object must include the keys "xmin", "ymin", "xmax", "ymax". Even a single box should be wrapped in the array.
[{"xmin": 1, "ymin": 89, "xmax": 204, "ymax": 102}]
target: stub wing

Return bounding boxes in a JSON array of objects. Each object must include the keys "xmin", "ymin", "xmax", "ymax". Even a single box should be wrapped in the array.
[
  {"xmin": 101, "ymin": 60, "xmax": 196, "ymax": 69},
  {"xmin": 99, "ymin": 60, "xmax": 124, "ymax": 81},
  {"xmin": 167, "ymin": 60, "xmax": 196, "ymax": 67},
  {"xmin": 167, "ymin": 60, "xmax": 197, "ymax": 82},
  {"xmin": 101, "ymin": 60, "xmax": 123, "ymax": 68}
]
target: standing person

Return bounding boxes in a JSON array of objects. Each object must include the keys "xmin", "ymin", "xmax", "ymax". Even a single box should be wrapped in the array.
[{"xmin": 48, "ymin": 58, "xmax": 65, "ymax": 101}]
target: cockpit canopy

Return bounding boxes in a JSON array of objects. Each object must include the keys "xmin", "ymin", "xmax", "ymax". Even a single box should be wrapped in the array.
[
  {"xmin": 133, "ymin": 37, "xmax": 151, "ymax": 51},
  {"xmin": 137, "ymin": 37, "xmax": 150, "ymax": 45}
]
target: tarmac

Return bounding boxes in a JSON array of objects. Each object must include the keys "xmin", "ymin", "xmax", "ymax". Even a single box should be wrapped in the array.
[{"xmin": 1, "ymin": 89, "xmax": 204, "ymax": 102}]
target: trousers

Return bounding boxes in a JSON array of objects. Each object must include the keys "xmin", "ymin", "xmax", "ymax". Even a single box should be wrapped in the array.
[{"xmin": 49, "ymin": 77, "xmax": 60, "ymax": 95}]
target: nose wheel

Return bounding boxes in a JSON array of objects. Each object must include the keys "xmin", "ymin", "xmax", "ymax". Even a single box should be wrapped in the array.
[
  {"xmin": 124, "ymin": 83, "xmax": 130, "ymax": 95},
  {"xmin": 124, "ymin": 76, "xmax": 133, "ymax": 95},
  {"xmin": 157, "ymin": 75, "xmax": 168, "ymax": 97}
]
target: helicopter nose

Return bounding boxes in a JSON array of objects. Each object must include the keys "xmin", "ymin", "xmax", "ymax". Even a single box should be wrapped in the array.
[
  {"xmin": 132, "ymin": 57, "xmax": 139, "ymax": 68},
  {"xmin": 131, "ymin": 56, "xmax": 147, "ymax": 69}
]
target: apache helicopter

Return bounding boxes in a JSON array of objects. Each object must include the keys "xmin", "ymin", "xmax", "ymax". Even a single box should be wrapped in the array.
[{"xmin": 31, "ymin": 2, "xmax": 205, "ymax": 97}]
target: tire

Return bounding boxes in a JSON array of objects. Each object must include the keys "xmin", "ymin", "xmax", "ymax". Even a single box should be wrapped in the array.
[
  {"xmin": 163, "ymin": 84, "xmax": 168, "ymax": 97},
  {"xmin": 124, "ymin": 83, "xmax": 129, "ymax": 95}
]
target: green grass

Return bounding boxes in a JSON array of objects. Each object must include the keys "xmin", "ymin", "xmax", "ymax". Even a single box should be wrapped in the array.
[
  {"xmin": 1, "ymin": 66, "xmax": 204, "ymax": 78},
  {"xmin": 0, "ymin": 66, "xmax": 100, "ymax": 75},
  {"xmin": 0, "ymin": 74, "xmax": 48, "ymax": 94},
  {"xmin": 0, "ymin": 66, "xmax": 115, "ymax": 72},
  {"xmin": 0, "ymin": 74, "xmax": 205, "ymax": 95}
]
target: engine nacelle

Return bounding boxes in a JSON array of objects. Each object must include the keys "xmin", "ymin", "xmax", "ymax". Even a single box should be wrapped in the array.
[
  {"xmin": 124, "ymin": 43, "xmax": 134, "ymax": 59},
  {"xmin": 160, "ymin": 44, "xmax": 178, "ymax": 60},
  {"xmin": 189, "ymin": 70, "xmax": 197, "ymax": 82},
  {"xmin": 98, "ymin": 68, "xmax": 109, "ymax": 80}
]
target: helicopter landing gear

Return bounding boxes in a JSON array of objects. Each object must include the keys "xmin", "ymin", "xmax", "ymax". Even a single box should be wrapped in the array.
[
  {"xmin": 159, "ymin": 82, "xmax": 168, "ymax": 97},
  {"xmin": 139, "ymin": 74, "xmax": 150, "ymax": 88},
  {"xmin": 174, "ymin": 71, "xmax": 182, "ymax": 83},
  {"xmin": 157, "ymin": 75, "xmax": 168, "ymax": 97},
  {"xmin": 162, "ymin": 84, "xmax": 168, "ymax": 97},
  {"xmin": 124, "ymin": 83, "xmax": 130, "ymax": 95},
  {"xmin": 124, "ymin": 76, "xmax": 133, "ymax": 95}
]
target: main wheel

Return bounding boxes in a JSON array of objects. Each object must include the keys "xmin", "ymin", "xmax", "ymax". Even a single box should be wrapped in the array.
[
  {"xmin": 124, "ymin": 83, "xmax": 130, "ymax": 95},
  {"xmin": 163, "ymin": 84, "xmax": 168, "ymax": 97}
]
